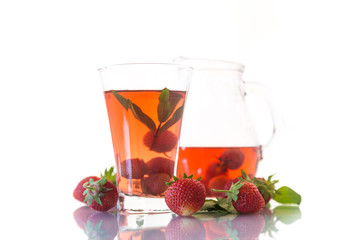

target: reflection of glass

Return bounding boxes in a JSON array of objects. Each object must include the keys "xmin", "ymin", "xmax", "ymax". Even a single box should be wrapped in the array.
[
  {"xmin": 173, "ymin": 57, "xmax": 278, "ymax": 197},
  {"xmin": 99, "ymin": 64, "xmax": 192, "ymax": 212}
]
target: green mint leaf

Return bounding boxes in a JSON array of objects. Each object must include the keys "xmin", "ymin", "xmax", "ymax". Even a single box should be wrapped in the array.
[
  {"xmin": 111, "ymin": 90, "xmax": 156, "ymax": 133},
  {"xmin": 159, "ymin": 104, "xmax": 184, "ymax": 134},
  {"xmin": 157, "ymin": 88, "xmax": 172, "ymax": 123},
  {"xmin": 111, "ymin": 90, "xmax": 129, "ymax": 110},
  {"xmin": 200, "ymin": 199, "xmax": 218, "ymax": 211},
  {"xmin": 217, "ymin": 198, "xmax": 237, "ymax": 214},
  {"xmin": 274, "ymin": 186, "xmax": 301, "ymax": 205},
  {"xmin": 128, "ymin": 101, "xmax": 157, "ymax": 133}
]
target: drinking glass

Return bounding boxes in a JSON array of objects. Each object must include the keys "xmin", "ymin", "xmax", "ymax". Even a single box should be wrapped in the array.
[{"xmin": 99, "ymin": 63, "xmax": 192, "ymax": 212}]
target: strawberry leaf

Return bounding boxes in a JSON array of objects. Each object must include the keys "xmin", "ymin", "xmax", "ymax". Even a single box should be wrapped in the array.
[
  {"xmin": 274, "ymin": 186, "xmax": 301, "ymax": 205},
  {"xmin": 101, "ymin": 166, "xmax": 116, "ymax": 186}
]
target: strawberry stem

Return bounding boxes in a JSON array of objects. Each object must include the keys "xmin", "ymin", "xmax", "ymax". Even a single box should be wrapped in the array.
[{"xmin": 211, "ymin": 189, "xmax": 232, "ymax": 193}]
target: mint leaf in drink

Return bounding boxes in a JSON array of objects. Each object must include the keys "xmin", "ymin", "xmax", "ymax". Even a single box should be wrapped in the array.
[
  {"xmin": 111, "ymin": 90, "xmax": 156, "ymax": 133},
  {"xmin": 128, "ymin": 102, "xmax": 157, "ymax": 133},
  {"xmin": 159, "ymin": 104, "xmax": 184, "ymax": 134},
  {"xmin": 274, "ymin": 186, "xmax": 301, "ymax": 205},
  {"xmin": 158, "ymin": 88, "xmax": 183, "ymax": 123},
  {"xmin": 111, "ymin": 90, "xmax": 129, "ymax": 110},
  {"xmin": 157, "ymin": 88, "xmax": 172, "ymax": 123}
]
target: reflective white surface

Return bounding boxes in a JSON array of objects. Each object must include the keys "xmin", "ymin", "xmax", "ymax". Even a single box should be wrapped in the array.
[
  {"xmin": 73, "ymin": 205, "xmax": 302, "ymax": 240},
  {"xmin": 1, "ymin": 0, "xmax": 360, "ymax": 239}
]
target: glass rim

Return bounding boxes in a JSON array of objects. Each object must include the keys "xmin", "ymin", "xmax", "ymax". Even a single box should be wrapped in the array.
[
  {"xmin": 174, "ymin": 56, "xmax": 245, "ymax": 72},
  {"xmin": 98, "ymin": 62, "xmax": 194, "ymax": 72}
]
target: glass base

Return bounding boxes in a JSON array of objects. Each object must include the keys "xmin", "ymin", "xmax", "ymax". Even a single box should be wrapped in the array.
[{"xmin": 118, "ymin": 195, "xmax": 171, "ymax": 214}]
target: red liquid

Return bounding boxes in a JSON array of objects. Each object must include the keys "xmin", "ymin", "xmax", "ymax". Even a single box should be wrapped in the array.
[
  {"xmin": 104, "ymin": 90, "xmax": 186, "ymax": 197},
  {"xmin": 177, "ymin": 146, "xmax": 261, "ymax": 196}
]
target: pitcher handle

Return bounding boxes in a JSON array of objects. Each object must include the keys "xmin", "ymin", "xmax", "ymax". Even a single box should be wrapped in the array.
[{"xmin": 244, "ymin": 81, "xmax": 282, "ymax": 149}]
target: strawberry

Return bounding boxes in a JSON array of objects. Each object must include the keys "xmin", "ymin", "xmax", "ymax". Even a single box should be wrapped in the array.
[
  {"xmin": 83, "ymin": 177, "xmax": 118, "ymax": 212},
  {"xmin": 207, "ymin": 175, "xmax": 230, "ymax": 197},
  {"xmin": 213, "ymin": 181, "xmax": 265, "ymax": 214},
  {"xmin": 141, "ymin": 173, "xmax": 171, "ymax": 195},
  {"xmin": 219, "ymin": 149, "xmax": 244, "ymax": 170},
  {"xmin": 240, "ymin": 171, "xmax": 279, "ymax": 205},
  {"xmin": 164, "ymin": 174, "xmax": 206, "ymax": 217},
  {"xmin": 120, "ymin": 158, "xmax": 147, "ymax": 179},
  {"xmin": 146, "ymin": 157, "xmax": 174, "ymax": 176},
  {"xmin": 73, "ymin": 176, "xmax": 100, "ymax": 202},
  {"xmin": 143, "ymin": 130, "xmax": 178, "ymax": 153},
  {"xmin": 205, "ymin": 162, "xmax": 227, "ymax": 181}
]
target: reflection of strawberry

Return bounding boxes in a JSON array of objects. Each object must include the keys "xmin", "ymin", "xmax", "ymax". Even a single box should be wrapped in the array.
[
  {"xmin": 165, "ymin": 216, "xmax": 206, "ymax": 240},
  {"xmin": 207, "ymin": 175, "xmax": 230, "ymax": 197},
  {"xmin": 73, "ymin": 176, "xmax": 100, "ymax": 202},
  {"xmin": 85, "ymin": 211, "xmax": 118, "ymax": 240},
  {"xmin": 231, "ymin": 213, "xmax": 265, "ymax": 240},
  {"xmin": 141, "ymin": 173, "xmax": 171, "ymax": 195},
  {"xmin": 219, "ymin": 149, "xmax": 244, "ymax": 170},
  {"xmin": 146, "ymin": 157, "xmax": 174, "ymax": 176},
  {"xmin": 164, "ymin": 174, "xmax": 206, "ymax": 216},
  {"xmin": 83, "ymin": 177, "xmax": 118, "ymax": 212},
  {"xmin": 143, "ymin": 130, "xmax": 178, "ymax": 153},
  {"xmin": 73, "ymin": 206, "xmax": 95, "ymax": 230},
  {"xmin": 120, "ymin": 158, "xmax": 147, "ymax": 179}
]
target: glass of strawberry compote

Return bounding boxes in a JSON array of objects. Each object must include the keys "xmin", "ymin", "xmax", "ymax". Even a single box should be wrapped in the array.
[
  {"xmin": 99, "ymin": 63, "xmax": 193, "ymax": 213},
  {"xmin": 174, "ymin": 57, "xmax": 278, "ymax": 197}
]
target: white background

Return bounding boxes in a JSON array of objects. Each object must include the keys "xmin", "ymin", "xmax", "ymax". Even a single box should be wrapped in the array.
[{"xmin": 1, "ymin": 0, "xmax": 359, "ymax": 239}]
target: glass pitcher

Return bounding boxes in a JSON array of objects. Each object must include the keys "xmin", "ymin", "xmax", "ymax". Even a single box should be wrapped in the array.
[{"xmin": 174, "ymin": 57, "xmax": 278, "ymax": 197}]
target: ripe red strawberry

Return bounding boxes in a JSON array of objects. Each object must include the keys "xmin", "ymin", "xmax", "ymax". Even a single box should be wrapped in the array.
[
  {"xmin": 120, "ymin": 158, "xmax": 147, "ymax": 179},
  {"xmin": 219, "ymin": 149, "xmax": 244, "ymax": 170},
  {"xmin": 233, "ymin": 181, "xmax": 265, "ymax": 214},
  {"xmin": 213, "ymin": 181, "xmax": 265, "ymax": 214},
  {"xmin": 164, "ymin": 174, "xmax": 206, "ymax": 217},
  {"xmin": 73, "ymin": 176, "xmax": 100, "ymax": 202},
  {"xmin": 141, "ymin": 173, "xmax": 171, "ymax": 195},
  {"xmin": 143, "ymin": 130, "xmax": 178, "ymax": 153},
  {"xmin": 146, "ymin": 157, "xmax": 175, "ymax": 176},
  {"xmin": 83, "ymin": 177, "xmax": 118, "ymax": 212},
  {"xmin": 240, "ymin": 170, "xmax": 278, "ymax": 205}
]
